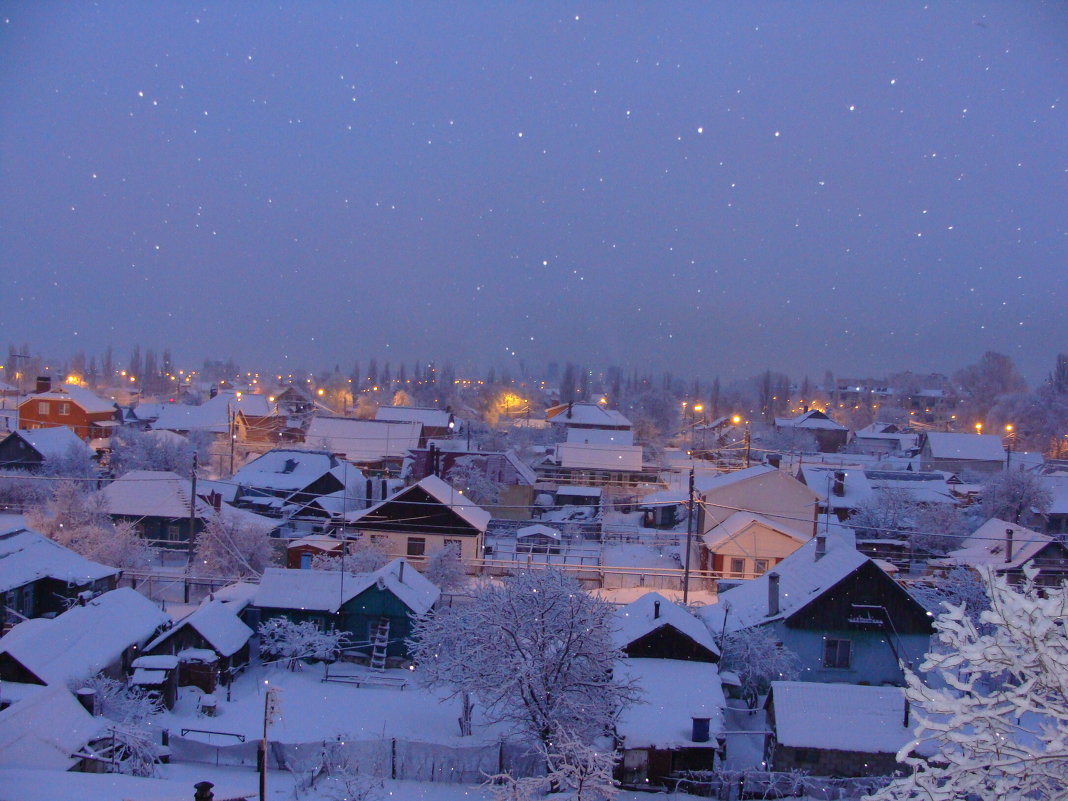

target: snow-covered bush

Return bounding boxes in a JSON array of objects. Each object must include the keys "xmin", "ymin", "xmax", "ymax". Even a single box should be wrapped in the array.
[
  {"xmin": 868, "ymin": 566, "xmax": 1068, "ymax": 801},
  {"xmin": 258, "ymin": 618, "xmax": 348, "ymax": 671},
  {"xmin": 718, "ymin": 626, "xmax": 801, "ymax": 708},
  {"xmin": 979, "ymin": 467, "xmax": 1052, "ymax": 525},
  {"xmin": 424, "ymin": 543, "xmax": 466, "ymax": 592},
  {"xmin": 109, "ymin": 426, "xmax": 196, "ymax": 477},
  {"xmin": 78, "ymin": 675, "xmax": 163, "ymax": 777}
]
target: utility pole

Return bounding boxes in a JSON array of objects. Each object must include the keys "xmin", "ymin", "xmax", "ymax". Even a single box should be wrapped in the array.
[
  {"xmin": 683, "ymin": 468, "xmax": 695, "ymax": 605},
  {"xmin": 744, "ymin": 424, "xmax": 751, "ymax": 468},
  {"xmin": 228, "ymin": 402, "xmax": 236, "ymax": 476},
  {"xmin": 186, "ymin": 451, "xmax": 199, "ymax": 602}
]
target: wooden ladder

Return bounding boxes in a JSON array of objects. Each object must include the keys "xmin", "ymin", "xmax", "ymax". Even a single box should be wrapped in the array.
[{"xmin": 369, "ymin": 617, "xmax": 390, "ymax": 671}]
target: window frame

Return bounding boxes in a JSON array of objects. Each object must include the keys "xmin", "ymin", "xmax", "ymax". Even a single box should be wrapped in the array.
[{"xmin": 822, "ymin": 638, "xmax": 852, "ymax": 669}]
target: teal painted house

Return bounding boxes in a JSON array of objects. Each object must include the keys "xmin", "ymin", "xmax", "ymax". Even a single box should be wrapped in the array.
[
  {"xmin": 701, "ymin": 532, "xmax": 934, "ymax": 687},
  {"xmin": 251, "ymin": 559, "xmax": 439, "ymax": 665}
]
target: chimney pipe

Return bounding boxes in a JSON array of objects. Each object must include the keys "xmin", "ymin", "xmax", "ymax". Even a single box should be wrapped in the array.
[
  {"xmin": 768, "ymin": 572, "xmax": 780, "ymax": 617},
  {"xmin": 399, "ymin": 561, "xmax": 405, "ymax": 582},
  {"xmin": 903, "ymin": 698, "xmax": 910, "ymax": 728},
  {"xmin": 35, "ymin": 376, "xmax": 51, "ymax": 394},
  {"xmin": 815, "ymin": 535, "xmax": 827, "ymax": 561},
  {"xmin": 75, "ymin": 687, "xmax": 96, "ymax": 716},
  {"xmin": 832, "ymin": 471, "xmax": 846, "ymax": 497},
  {"xmin": 1005, "ymin": 528, "xmax": 1014, "ymax": 564},
  {"xmin": 653, "ymin": 600, "xmax": 661, "ymax": 620},
  {"xmin": 567, "ymin": 401, "xmax": 573, "ymax": 419}
]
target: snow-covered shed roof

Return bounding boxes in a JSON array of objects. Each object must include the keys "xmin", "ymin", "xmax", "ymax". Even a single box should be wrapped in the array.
[
  {"xmin": 558, "ymin": 442, "xmax": 643, "ymax": 471},
  {"xmin": 769, "ymin": 681, "xmax": 911, "ymax": 754},
  {"xmin": 306, "ymin": 416, "xmax": 421, "ymax": 462},
  {"xmin": 864, "ymin": 470, "xmax": 957, "ymax": 505},
  {"xmin": 939, "ymin": 518, "xmax": 1055, "ymax": 571},
  {"xmin": 798, "ymin": 466, "xmax": 874, "ymax": 510},
  {"xmin": 546, "ymin": 402, "xmax": 632, "ymax": 428},
  {"xmin": 347, "ymin": 474, "xmax": 492, "ymax": 532},
  {"xmin": 374, "ymin": 406, "xmax": 454, "ymax": 429},
  {"xmin": 565, "ymin": 427, "xmax": 635, "ymax": 446},
  {"xmin": 254, "ymin": 558, "xmax": 439, "ymax": 616},
  {"xmin": 612, "ymin": 592, "xmax": 720, "ymax": 658},
  {"xmin": 516, "ymin": 524, "xmax": 562, "ymax": 540},
  {"xmin": 923, "ymin": 432, "xmax": 1006, "ymax": 462},
  {"xmin": 774, "ymin": 410, "xmax": 848, "ymax": 431},
  {"xmin": 4, "ymin": 427, "xmax": 93, "ymax": 461},
  {"xmin": 22, "ymin": 384, "xmax": 117, "ymax": 415},
  {"xmin": 702, "ymin": 511, "xmax": 809, "ymax": 551},
  {"xmin": 699, "ymin": 531, "xmax": 867, "ymax": 634},
  {"xmin": 693, "ymin": 464, "xmax": 777, "ymax": 494},
  {"xmin": 147, "ymin": 597, "xmax": 253, "ymax": 658},
  {"xmin": 0, "ymin": 588, "xmax": 168, "ymax": 685},
  {"xmin": 0, "ymin": 685, "xmax": 108, "ymax": 770},
  {"xmin": 0, "ymin": 526, "xmax": 117, "ymax": 595},
  {"xmin": 615, "ymin": 658, "xmax": 725, "ymax": 749}
]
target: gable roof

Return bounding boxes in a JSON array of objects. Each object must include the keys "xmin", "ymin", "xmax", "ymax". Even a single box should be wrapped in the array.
[
  {"xmin": 3, "ymin": 427, "xmax": 93, "ymax": 461},
  {"xmin": 0, "ymin": 588, "xmax": 168, "ymax": 685},
  {"xmin": 253, "ymin": 558, "xmax": 440, "ymax": 616},
  {"xmin": 699, "ymin": 531, "xmax": 868, "ymax": 634},
  {"xmin": 769, "ymin": 681, "xmax": 911, "ymax": 754},
  {"xmin": 702, "ymin": 511, "xmax": 809, "ymax": 551},
  {"xmin": 939, "ymin": 518, "xmax": 1056, "ymax": 571},
  {"xmin": 774, "ymin": 409, "xmax": 848, "ymax": 431},
  {"xmin": 147, "ymin": 597, "xmax": 253, "ymax": 657},
  {"xmin": 0, "ymin": 527, "xmax": 117, "ymax": 595},
  {"xmin": 347, "ymin": 474, "xmax": 491, "ymax": 532},
  {"xmin": 0, "ymin": 685, "xmax": 108, "ymax": 770},
  {"xmin": 923, "ymin": 432, "xmax": 1006, "ymax": 462},
  {"xmin": 22, "ymin": 384, "xmax": 117, "ymax": 415},
  {"xmin": 545, "ymin": 402, "xmax": 632, "ymax": 428},
  {"xmin": 798, "ymin": 466, "xmax": 875, "ymax": 510},
  {"xmin": 100, "ymin": 470, "xmax": 205, "ymax": 519},
  {"xmin": 612, "ymin": 592, "xmax": 720, "ymax": 658},
  {"xmin": 693, "ymin": 464, "xmax": 783, "ymax": 494},
  {"xmin": 306, "ymin": 416, "xmax": 421, "ymax": 462},
  {"xmin": 233, "ymin": 449, "xmax": 361, "ymax": 494}
]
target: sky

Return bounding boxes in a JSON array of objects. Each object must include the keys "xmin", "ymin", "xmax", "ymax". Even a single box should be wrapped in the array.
[{"xmin": 1, "ymin": 2, "xmax": 1066, "ymax": 383}]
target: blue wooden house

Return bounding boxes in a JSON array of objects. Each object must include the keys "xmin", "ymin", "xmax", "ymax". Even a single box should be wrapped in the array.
[{"xmin": 700, "ymin": 531, "xmax": 934, "ymax": 686}]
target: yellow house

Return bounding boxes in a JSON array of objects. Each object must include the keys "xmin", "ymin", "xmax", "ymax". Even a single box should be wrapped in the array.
[{"xmin": 702, "ymin": 512, "xmax": 809, "ymax": 578}]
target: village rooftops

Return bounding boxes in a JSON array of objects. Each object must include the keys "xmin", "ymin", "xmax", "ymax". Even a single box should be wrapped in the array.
[
  {"xmin": 253, "ymin": 558, "xmax": 439, "ymax": 616},
  {"xmin": 798, "ymin": 466, "xmax": 875, "ymax": 509},
  {"xmin": 305, "ymin": 416, "xmax": 422, "ymax": 462},
  {"xmin": 0, "ymin": 527, "xmax": 117, "ymax": 595}
]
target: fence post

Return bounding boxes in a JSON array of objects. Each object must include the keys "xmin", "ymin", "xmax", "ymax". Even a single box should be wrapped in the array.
[{"xmin": 391, "ymin": 737, "xmax": 396, "ymax": 780}]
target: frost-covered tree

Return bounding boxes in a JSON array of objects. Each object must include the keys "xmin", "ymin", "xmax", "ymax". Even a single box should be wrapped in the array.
[
  {"xmin": 755, "ymin": 427, "xmax": 818, "ymax": 454},
  {"xmin": 907, "ymin": 567, "xmax": 992, "ymax": 636},
  {"xmin": 980, "ymin": 468, "xmax": 1053, "ymax": 525},
  {"xmin": 408, "ymin": 569, "xmax": 637, "ymax": 748},
  {"xmin": 718, "ymin": 625, "xmax": 802, "ymax": 708},
  {"xmin": 194, "ymin": 512, "xmax": 276, "ymax": 578},
  {"xmin": 444, "ymin": 458, "xmax": 500, "ymax": 506},
  {"xmin": 258, "ymin": 618, "xmax": 348, "ymax": 671},
  {"xmin": 109, "ymin": 427, "xmax": 196, "ymax": 478},
  {"xmin": 40, "ymin": 442, "xmax": 99, "ymax": 481},
  {"xmin": 869, "ymin": 567, "xmax": 1068, "ymax": 801},
  {"xmin": 848, "ymin": 487, "xmax": 917, "ymax": 540},
  {"xmin": 79, "ymin": 675, "xmax": 163, "ymax": 777},
  {"xmin": 424, "ymin": 543, "xmax": 466, "ymax": 592}
]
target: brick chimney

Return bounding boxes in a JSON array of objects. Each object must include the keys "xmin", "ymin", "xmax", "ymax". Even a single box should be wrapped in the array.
[
  {"xmin": 768, "ymin": 572, "xmax": 780, "ymax": 617},
  {"xmin": 815, "ymin": 534, "xmax": 827, "ymax": 561},
  {"xmin": 35, "ymin": 376, "xmax": 51, "ymax": 394}
]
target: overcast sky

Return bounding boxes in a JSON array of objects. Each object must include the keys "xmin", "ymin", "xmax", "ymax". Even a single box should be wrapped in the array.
[{"xmin": 2, "ymin": 3, "xmax": 1065, "ymax": 382}]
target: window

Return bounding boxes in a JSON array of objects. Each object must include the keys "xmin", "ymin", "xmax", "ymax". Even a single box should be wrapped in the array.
[
  {"xmin": 730, "ymin": 557, "xmax": 746, "ymax": 576},
  {"xmin": 823, "ymin": 638, "xmax": 852, "ymax": 669},
  {"xmin": 37, "ymin": 402, "xmax": 49, "ymax": 415},
  {"xmin": 406, "ymin": 537, "xmax": 426, "ymax": 557},
  {"xmin": 57, "ymin": 403, "xmax": 71, "ymax": 416},
  {"xmin": 754, "ymin": 559, "xmax": 769, "ymax": 575}
]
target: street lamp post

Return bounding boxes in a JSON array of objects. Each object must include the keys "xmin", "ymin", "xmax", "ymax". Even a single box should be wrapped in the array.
[{"xmin": 1004, "ymin": 424, "xmax": 1015, "ymax": 470}]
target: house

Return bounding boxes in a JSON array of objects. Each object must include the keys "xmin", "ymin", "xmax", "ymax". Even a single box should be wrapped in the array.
[
  {"xmin": 144, "ymin": 584, "xmax": 257, "ymax": 695},
  {"xmin": 406, "ymin": 446, "xmax": 537, "ymax": 521},
  {"xmin": 99, "ymin": 469, "xmax": 279, "ymax": 546},
  {"xmin": 0, "ymin": 526, "xmax": 118, "ymax": 632},
  {"xmin": 613, "ymin": 594, "xmax": 725, "ymax": 786},
  {"xmin": 699, "ymin": 532, "xmax": 934, "ymax": 686},
  {"xmin": 0, "ymin": 685, "xmax": 109, "ymax": 771},
  {"xmin": 764, "ymin": 681, "xmax": 915, "ymax": 776},
  {"xmin": 774, "ymin": 410, "xmax": 849, "ymax": 453},
  {"xmin": 0, "ymin": 427, "xmax": 95, "ymax": 472},
  {"xmin": 15, "ymin": 380, "xmax": 120, "ymax": 440},
  {"xmin": 305, "ymin": 416, "xmax": 421, "ymax": 472},
  {"xmin": 702, "ymin": 512, "xmax": 809, "ymax": 579},
  {"xmin": 850, "ymin": 423, "xmax": 918, "ymax": 456},
  {"xmin": 695, "ymin": 465, "xmax": 819, "ymax": 543},
  {"xmin": 250, "ymin": 559, "xmax": 438, "ymax": 664},
  {"xmin": 536, "ymin": 441, "xmax": 660, "ymax": 489},
  {"xmin": 0, "ymin": 588, "xmax": 169, "ymax": 686},
  {"xmin": 287, "ymin": 534, "xmax": 345, "ymax": 568},
  {"xmin": 637, "ymin": 489, "xmax": 688, "ymax": 530},
  {"xmin": 545, "ymin": 401, "xmax": 632, "ymax": 432},
  {"xmin": 152, "ymin": 389, "xmax": 278, "ymax": 441},
  {"xmin": 919, "ymin": 432, "xmax": 1006, "ymax": 477},
  {"xmin": 1036, "ymin": 473, "xmax": 1068, "ymax": 536},
  {"xmin": 343, "ymin": 474, "xmax": 491, "ymax": 567},
  {"xmin": 932, "ymin": 518, "xmax": 1068, "ymax": 586},
  {"xmin": 374, "ymin": 406, "xmax": 456, "ymax": 446},
  {"xmin": 514, "ymin": 524, "xmax": 562, "ymax": 554},
  {"xmin": 230, "ymin": 449, "xmax": 366, "ymax": 519}
]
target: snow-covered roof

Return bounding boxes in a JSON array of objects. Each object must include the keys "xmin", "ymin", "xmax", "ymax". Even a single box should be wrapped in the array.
[
  {"xmin": 939, "ymin": 518, "xmax": 1055, "ymax": 571},
  {"xmin": 702, "ymin": 511, "xmax": 809, "ymax": 551},
  {"xmin": 774, "ymin": 410, "xmax": 847, "ymax": 431},
  {"xmin": 0, "ymin": 588, "xmax": 168, "ymax": 685},
  {"xmin": 1039, "ymin": 474, "xmax": 1068, "ymax": 515},
  {"xmin": 923, "ymin": 432, "xmax": 1006, "ymax": 462},
  {"xmin": 100, "ymin": 470, "xmax": 205, "ymax": 518},
  {"xmin": 253, "ymin": 558, "xmax": 439, "ymax": 616},
  {"xmin": 306, "ymin": 416, "xmax": 421, "ymax": 462},
  {"xmin": 864, "ymin": 470, "xmax": 956, "ymax": 505},
  {"xmin": 565, "ymin": 427, "xmax": 635, "ymax": 446},
  {"xmin": 151, "ymin": 390, "xmax": 274, "ymax": 434},
  {"xmin": 799, "ymin": 466, "xmax": 874, "ymax": 510},
  {"xmin": 612, "ymin": 592, "xmax": 720, "ymax": 657},
  {"xmin": 558, "ymin": 442, "xmax": 643, "ymax": 471},
  {"xmin": 374, "ymin": 406, "xmax": 453, "ymax": 429},
  {"xmin": 234, "ymin": 449, "xmax": 337, "ymax": 491},
  {"xmin": 556, "ymin": 485, "xmax": 603, "ymax": 498},
  {"xmin": 148, "ymin": 597, "xmax": 253, "ymax": 657},
  {"xmin": 23, "ymin": 384, "xmax": 117, "ymax": 415},
  {"xmin": 546, "ymin": 402, "xmax": 632, "ymax": 429},
  {"xmin": 516, "ymin": 524, "xmax": 562, "ymax": 540},
  {"xmin": 693, "ymin": 464, "xmax": 777, "ymax": 494},
  {"xmin": 769, "ymin": 681, "xmax": 911, "ymax": 754},
  {"xmin": 347, "ymin": 474, "xmax": 492, "ymax": 533},
  {"xmin": 0, "ymin": 685, "xmax": 108, "ymax": 770},
  {"xmin": 699, "ymin": 531, "xmax": 867, "ymax": 634},
  {"xmin": 0, "ymin": 526, "xmax": 117, "ymax": 594},
  {"xmin": 5, "ymin": 427, "xmax": 93, "ymax": 460},
  {"xmin": 615, "ymin": 658, "xmax": 725, "ymax": 749}
]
